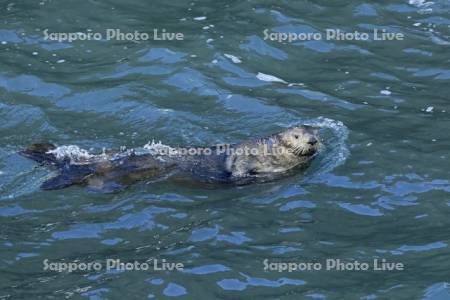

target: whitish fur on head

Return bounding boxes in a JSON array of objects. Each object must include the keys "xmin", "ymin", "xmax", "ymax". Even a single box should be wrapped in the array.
[{"xmin": 277, "ymin": 125, "xmax": 320, "ymax": 156}]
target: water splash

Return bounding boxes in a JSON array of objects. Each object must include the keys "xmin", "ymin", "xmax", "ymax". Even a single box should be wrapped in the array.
[
  {"xmin": 303, "ymin": 117, "xmax": 350, "ymax": 176},
  {"xmin": 408, "ymin": 0, "xmax": 434, "ymax": 13},
  {"xmin": 143, "ymin": 140, "xmax": 178, "ymax": 156},
  {"xmin": 47, "ymin": 145, "xmax": 93, "ymax": 162},
  {"xmin": 408, "ymin": 0, "xmax": 434, "ymax": 8}
]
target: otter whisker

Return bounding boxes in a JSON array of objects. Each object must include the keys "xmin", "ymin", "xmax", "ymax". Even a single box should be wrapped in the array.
[
  {"xmin": 294, "ymin": 147, "xmax": 303, "ymax": 156},
  {"xmin": 292, "ymin": 147, "xmax": 301, "ymax": 155}
]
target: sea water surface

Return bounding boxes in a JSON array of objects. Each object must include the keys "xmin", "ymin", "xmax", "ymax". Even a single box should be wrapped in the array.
[{"xmin": 1, "ymin": 0, "xmax": 449, "ymax": 299}]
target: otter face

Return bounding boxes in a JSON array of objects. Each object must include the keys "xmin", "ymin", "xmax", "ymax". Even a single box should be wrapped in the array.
[{"xmin": 278, "ymin": 125, "xmax": 320, "ymax": 157}]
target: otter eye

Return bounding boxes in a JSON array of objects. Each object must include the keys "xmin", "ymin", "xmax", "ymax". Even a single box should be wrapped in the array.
[{"xmin": 294, "ymin": 135, "xmax": 299, "ymax": 139}]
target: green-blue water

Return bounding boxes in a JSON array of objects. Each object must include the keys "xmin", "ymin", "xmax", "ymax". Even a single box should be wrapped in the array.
[{"xmin": 1, "ymin": 0, "xmax": 449, "ymax": 299}]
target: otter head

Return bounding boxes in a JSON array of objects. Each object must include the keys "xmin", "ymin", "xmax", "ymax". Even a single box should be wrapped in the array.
[{"xmin": 277, "ymin": 125, "xmax": 320, "ymax": 157}]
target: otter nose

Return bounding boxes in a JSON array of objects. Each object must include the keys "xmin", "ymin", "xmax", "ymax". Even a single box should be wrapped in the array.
[{"xmin": 307, "ymin": 137, "xmax": 318, "ymax": 146}]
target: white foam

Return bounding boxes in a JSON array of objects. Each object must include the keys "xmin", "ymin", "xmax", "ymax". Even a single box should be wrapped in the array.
[
  {"xmin": 47, "ymin": 145, "xmax": 93, "ymax": 162},
  {"xmin": 408, "ymin": 0, "xmax": 434, "ymax": 7},
  {"xmin": 224, "ymin": 54, "xmax": 242, "ymax": 64},
  {"xmin": 256, "ymin": 72, "xmax": 287, "ymax": 84},
  {"xmin": 408, "ymin": 0, "xmax": 434, "ymax": 13},
  {"xmin": 143, "ymin": 140, "xmax": 178, "ymax": 156}
]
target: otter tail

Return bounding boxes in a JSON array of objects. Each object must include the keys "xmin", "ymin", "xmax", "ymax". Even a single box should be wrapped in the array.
[
  {"xmin": 20, "ymin": 143, "xmax": 94, "ymax": 190},
  {"xmin": 20, "ymin": 143, "xmax": 59, "ymax": 165}
]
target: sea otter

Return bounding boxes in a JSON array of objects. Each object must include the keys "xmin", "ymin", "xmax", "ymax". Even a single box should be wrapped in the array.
[{"xmin": 20, "ymin": 125, "xmax": 320, "ymax": 192}]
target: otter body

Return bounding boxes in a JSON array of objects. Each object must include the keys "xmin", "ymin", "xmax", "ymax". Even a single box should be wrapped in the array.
[{"xmin": 20, "ymin": 126, "xmax": 320, "ymax": 192}]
